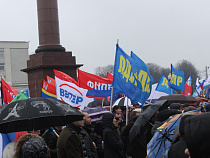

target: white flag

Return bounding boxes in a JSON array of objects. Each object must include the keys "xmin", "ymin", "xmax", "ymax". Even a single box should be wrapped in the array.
[{"xmin": 55, "ymin": 76, "xmax": 94, "ymax": 110}]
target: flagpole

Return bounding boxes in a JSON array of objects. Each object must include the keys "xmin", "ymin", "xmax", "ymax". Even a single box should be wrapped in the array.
[
  {"xmin": 110, "ymin": 87, "xmax": 113, "ymax": 112},
  {"xmin": 126, "ymin": 97, "xmax": 128, "ymax": 125},
  {"xmin": 0, "ymin": 76, "xmax": 3, "ymax": 105},
  {"xmin": 102, "ymin": 98, "xmax": 104, "ymax": 107}
]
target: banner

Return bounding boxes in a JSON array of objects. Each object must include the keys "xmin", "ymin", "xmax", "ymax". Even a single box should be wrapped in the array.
[
  {"xmin": 78, "ymin": 69, "xmax": 121, "ymax": 97},
  {"xmin": 55, "ymin": 70, "xmax": 93, "ymax": 110},
  {"xmin": 41, "ymin": 80, "xmax": 57, "ymax": 99},
  {"xmin": 112, "ymin": 45, "xmax": 153, "ymax": 104},
  {"xmin": 1, "ymin": 77, "xmax": 19, "ymax": 104},
  {"xmin": 168, "ymin": 64, "xmax": 185, "ymax": 93},
  {"xmin": 156, "ymin": 73, "xmax": 176, "ymax": 95}
]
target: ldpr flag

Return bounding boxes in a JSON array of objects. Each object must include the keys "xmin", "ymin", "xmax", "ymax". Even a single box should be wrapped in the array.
[
  {"xmin": 168, "ymin": 64, "xmax": 185, "ymax": 93},
  {"xmin": 112, "ymin": 44, "xmax": 153, "ymax": 105},
  {"xmin": 156, "ymin": 73, "xmax": 176, "ymax": 95},
  {"xmin": 130, "ymin": 51, "xmax": 154, "ymax": 105}
]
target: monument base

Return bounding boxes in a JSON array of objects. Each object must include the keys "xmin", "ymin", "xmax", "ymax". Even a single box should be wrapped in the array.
[{"xmin": 22, "ymin": 51, "xmax": 82, "ymax": 98}]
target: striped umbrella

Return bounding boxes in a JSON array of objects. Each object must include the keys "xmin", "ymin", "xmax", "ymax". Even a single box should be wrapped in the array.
[
  {"xmin": 112, "ymin": 97, "xmax": 133, "ymax": 107},
  {"xmin": 82, "ymin": 107, "xmax": 110, "ymax": 122}
]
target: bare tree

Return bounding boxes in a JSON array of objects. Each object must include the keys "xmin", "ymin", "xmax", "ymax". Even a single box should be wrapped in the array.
[
  {"xmin": 175, "ymin": 60, "xmax": 199, "ymax": 92},
  {"xmin": 147, "ymin": 63, "xmax": 170, "ymax": 83},
  {"xmin": 95, "ymin": 65, "xmax": 114, "ymax": 77}
]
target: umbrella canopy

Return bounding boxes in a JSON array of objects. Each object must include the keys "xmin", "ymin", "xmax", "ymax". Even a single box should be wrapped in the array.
[
  {"xmin": 129, "ymin": 100, "xmax": 168, "ymax": 143},
  {"xmin": 147, "ymin": 110, "xmax": 200, "ymax": 158},
  {"xmin": 112, "ymin": 97, "xmax": 134, "ymax": 107},
  {"xmin": 82, "ymin": 107, "xmax": 110, "ymax": 122},
  {"xmin": 87, "ymin": 99, "xmax": 110, "ymax": 108},
  {"xmin": 158, "ymin": 94, "xmax": 197, "ymax": 104},
  {"xmin": 0, "ymin": 98, "xmax": 84, "ymax": 133}
]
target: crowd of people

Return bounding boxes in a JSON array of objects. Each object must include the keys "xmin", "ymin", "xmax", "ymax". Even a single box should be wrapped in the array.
[{"xmin": 3, "ymin": 100, "xmax": 210, "ymax": 158}]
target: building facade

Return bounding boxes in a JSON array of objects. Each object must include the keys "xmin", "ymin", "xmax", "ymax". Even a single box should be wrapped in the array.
[{"xmin": 0, "ymin": 41, "xmax": 29, "ymax": 92}]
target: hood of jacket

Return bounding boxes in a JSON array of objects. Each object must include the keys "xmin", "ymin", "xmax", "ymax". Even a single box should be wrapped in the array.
[
  {"xmin": 101, "ymin": 113, "xmax": 114, "ymax": 128},
  {"xmin": 184, "ymin": 113, "xmax": 210, "ymax": 158}
]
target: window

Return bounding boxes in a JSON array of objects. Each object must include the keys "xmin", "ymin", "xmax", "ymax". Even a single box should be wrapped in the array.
[
  {"xmin": 0, "ymin": 63, "xmax": 4, "ymax": 70},
  {"xmin": 0, "ymin": 49, "xmax": 4, "ymax": 58}
]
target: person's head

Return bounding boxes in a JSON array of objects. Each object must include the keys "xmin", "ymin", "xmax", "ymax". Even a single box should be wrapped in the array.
[
  {"xmin": 184, "ymin": 113, "xmax": 210, "ymax": 158},
  {"xmin": 83, "ymin": 112, "xmax": 91, "ymax": 126},
  {"xmin": 14, "ymin": 133, "xmax": 50, "ymax": 158},
  {"xmin": 73, "ymin": 111, "xmax": 85, "ymax": 127},
  {"xmin": 101, "ymin": 113, "xmax": 115, "ymax": 128},
  {"xmin": 169, "ymin": 103, "xmax": 182, "ymax": 111},
  {"xmin": 94, "ymin": 121, "xmax": 103, "ymax": 137},
  {"xmin": 113, "ymin": 106, "xmax": 122, "ymax": 114}
]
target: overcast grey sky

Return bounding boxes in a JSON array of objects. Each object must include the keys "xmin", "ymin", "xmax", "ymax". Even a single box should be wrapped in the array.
[{"xmin": 0, "ymin": 0, "xmax": 210, "ymax": 76}]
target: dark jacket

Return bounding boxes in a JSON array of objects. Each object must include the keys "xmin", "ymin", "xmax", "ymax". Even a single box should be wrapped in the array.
[
  {"xmin": 81, "ymin": 128, "xmax": 98, "ymax": 158},
  {"xmin": 168, "ymin": 139, "xmax": 188, "ymax": 158},
  {"xmin": 57, "ymin": 123, "xmax": 84, "ymax": 158},
  {"xmin": 42, "ymin": 128, "xmax": 61, "ymax": 158},
  {"xmin": 102, "ymin": 113, "xmax": 124, "ymax": 158},
  {"xmin": 121, "ymin": 122, "xmax": 147, "ymax": 158},
  {"xmin": 184, "ymin": 113, "xmax": 210, "ymax": 158}
]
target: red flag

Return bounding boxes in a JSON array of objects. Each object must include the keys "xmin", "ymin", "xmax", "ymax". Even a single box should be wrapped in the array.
[
  {"xmin": 54, "ymin": 69, "xmax": 78, "ymax": 85},
  {"xmin": 1, "ymin": 76, "xmax": 19, "ymax": 104},
  {"xmin": 41, "ymin": 80, "xmax": 57, "ymax": 98},
  {"xmin": 106, "ymin": 72, "xmax": 113, "ymax": 80},
  {"xmin": 181, "ymin": 76, "xmax": 192, "ymax": 96},
  {"xmin": 46, "ymin": 75, "xmax": 56, "ymax": 87},
  {"xmin": 77, "ymin": 69, "xmax": 113, "ymax": 99}
]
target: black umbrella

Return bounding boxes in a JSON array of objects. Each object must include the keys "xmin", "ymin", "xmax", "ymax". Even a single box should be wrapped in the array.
[
  {"xmin": 158, "ymin": 94, "xmax": 197, "ymax": 104},
  {"xmin": 0, "ymin": 97, "xmax": 84, "ymax": 133},
  {"xmin": 129, "ymin": 100, "xmax": 168, "ymax": 143},
  {"xmin": 87, "ymin": 99, "xmax": 110, "ymax": 108}
]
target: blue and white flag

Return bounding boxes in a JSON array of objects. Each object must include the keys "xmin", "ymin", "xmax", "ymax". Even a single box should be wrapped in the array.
[
  {"xmin": 203, "ymin": 76, "xmax": 210, "ymax": 89},
  {"xmin": 168, "ymin": 64, "xmax": 185, "ymax": 93},
  {"xmin": 156, "ymin": 73, "xmax": 176, "ymax": 94},
  {"xmin": 205, "ymin": 87, "xmax": 210, "ymax": 99},
  {"xmin": 112, "ymin": 45, "xmax": 154, "ymax": 105}
]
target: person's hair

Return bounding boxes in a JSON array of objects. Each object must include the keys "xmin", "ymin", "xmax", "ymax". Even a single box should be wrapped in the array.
[
  {"xmin": 112, "ymin": 106, "xmax": 121, "ymax": 113},
  {"xmin": 129, "ymin": 111, "xmax": 137, "ymax": 122},
  {"xmin": 14, "ymin": 133, "xmax": 50, "ymax": 158}
]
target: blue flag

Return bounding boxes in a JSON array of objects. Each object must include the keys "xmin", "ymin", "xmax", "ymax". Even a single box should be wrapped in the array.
[
  {"xmin": 131, "ymin": 51, "xmax": 155, "ymax": 104},
  {"xmin": 168, "ymin": 64, "xmax": 185, "ymax": 93},
  {"xmin": 156, "ymin": 73, "xmax": 176, "ymax": 94},
  {"xmin": 112, "ymin": 45, "xmax": 154, "ymax": 104}
]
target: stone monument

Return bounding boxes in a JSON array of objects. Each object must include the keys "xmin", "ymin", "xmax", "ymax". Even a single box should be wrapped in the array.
[{"xmin": 22, "ymin": 0, "xmax": 82, "ymax": 97}]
